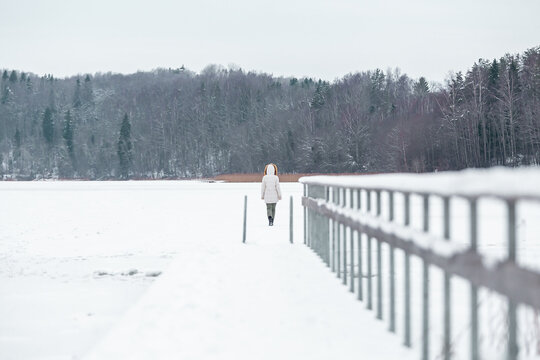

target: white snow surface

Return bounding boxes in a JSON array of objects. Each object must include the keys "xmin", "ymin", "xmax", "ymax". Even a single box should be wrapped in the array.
[
  {"xmin": 3, "ymin": 178, "xmax": 540, "ymax": 360},
  {"xmin": 1, "ymin": 181, "xmax": 414, "ymax": 360},
  {"xmin": 85, "ymin": 182, "xmax": 413, "ymax": 360},
  {"xmin": 300, "ymin": 167, "xmax": 540, "ymax": 199}
]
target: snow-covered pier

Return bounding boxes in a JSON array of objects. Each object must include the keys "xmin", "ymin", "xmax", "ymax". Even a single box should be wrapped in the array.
[
  {"xmin": 86, "ymin": 197, "xmax": 413, "ymax": 359},
  {"xmin": 301, "ymin": 167, "xmax": 540, "ymax": 360},
  {"xmin": 81, "ymin": 181, "xmax": 416, "ymax": 360}
]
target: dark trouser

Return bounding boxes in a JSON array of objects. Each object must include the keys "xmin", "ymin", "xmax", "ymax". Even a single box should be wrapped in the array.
[{"xmin": 266, "ymin": 203, "xmax": 276, "ymax": 218}]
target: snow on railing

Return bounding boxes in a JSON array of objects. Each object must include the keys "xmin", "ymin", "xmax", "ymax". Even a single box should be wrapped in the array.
[{"xmin": 300, "ymin": 167, "xmax": 540, "ymax": 360}]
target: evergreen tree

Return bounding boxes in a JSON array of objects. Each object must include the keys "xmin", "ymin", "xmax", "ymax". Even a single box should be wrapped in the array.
[
  {"xmin": 310, "ymin": 81, "xmax": 328, "ymax": 110},
  {"xmin": 14, "ymin": 128, "xmax": 21, "ymax": 148},
  {"xmin": 482, "ymin": 59, "xmax": 501, "ymax": 164},
  {"xmin": 82, "ymin": 74, "xmax": 94, "ymax": 105},
  {"xmin": 117, "ymin": 113, "xmax": 133, "ymax": 178},
  {"xmin": 42, "ymin": 107, "xmax": 54, "ymax": 145},
  {"xmin": 487, "ymin": 60, "xmax": 500, "ymax": 105},
  {"xmin": 508, "ymin": 58, "xmax": 521, "ymax": 94},
  {"xmin": 414, "ymin": 77, "xmax": 430, "ymax": 114},
  {"xmin": 73, "ymin": 78, "xmax": 82, "ymax": 108},
  {"xmin": 414, "ymin": 77, "xmax": 429, "ymax": 95},
  {"xmin": 285, "ymin": 129, "xmax": 296, "ymax": 169},
  {"xmin": 48, "ymin": 88, "xmax": 56, "ymax": 111},
  {"xmin": 369, "ymin": 69, "xmax": 386, "ymax": 113},
  {"xmin": 1, "ymin": 87, "xmax": 10, "ymax": 104},
  {"xmin": 63, "ymin": 110, "xmax": 74, "ymax": 158},
  {"xmin": 9, "ymin": 70, "xmax": 17, "ymax": 83},
  {"xmin": 2, "ymin": 70, "xmax": 8, "ymax": 81},
  {"xmin": 454, "ymin": 72, "xmax": 465, "ymax": 105}
]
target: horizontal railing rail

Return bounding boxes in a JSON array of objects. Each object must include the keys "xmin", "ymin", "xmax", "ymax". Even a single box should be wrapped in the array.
[
  {"xmin": 301, "ymin": 168, "xmax": 540, "ymax": 202},
  {"xmin": 300, "ymin": 168, "xmax": 540, "ymax": 360}
]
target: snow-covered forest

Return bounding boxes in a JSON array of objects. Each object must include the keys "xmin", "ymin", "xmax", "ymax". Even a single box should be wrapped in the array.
[{"xmin": 1, "ymin": 46, "xmax": 539, "ymax": 179}]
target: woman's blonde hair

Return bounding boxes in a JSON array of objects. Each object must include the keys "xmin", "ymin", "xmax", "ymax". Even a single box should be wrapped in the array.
[{"xmin": 264, "ymin": 163, "xmax": 278, "ymax": 175}]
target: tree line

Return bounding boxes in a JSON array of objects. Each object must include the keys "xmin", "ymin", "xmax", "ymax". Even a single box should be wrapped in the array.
[{"xmin": 0, "ymin": 46, "xmax": 539, "ymax": 179}]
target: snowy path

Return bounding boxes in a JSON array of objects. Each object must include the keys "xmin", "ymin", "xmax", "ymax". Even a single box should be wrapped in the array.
[{"xmin": 86, "ymin": 184, "xmax": 414, "ymax": 360}]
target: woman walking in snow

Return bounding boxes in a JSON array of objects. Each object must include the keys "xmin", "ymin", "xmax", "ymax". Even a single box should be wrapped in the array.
[{"xmin": 261, "ymin": 163, "xmax": 282, "ymax": 226}]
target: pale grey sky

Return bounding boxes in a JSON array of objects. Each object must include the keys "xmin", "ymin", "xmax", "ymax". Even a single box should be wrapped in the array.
[{"xmin": 1, "ymin": 0, "xmax": 539, "ymax": 83}]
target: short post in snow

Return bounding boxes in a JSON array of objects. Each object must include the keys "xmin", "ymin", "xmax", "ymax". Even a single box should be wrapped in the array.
[
  {"xmin": 289, "ymin": 196, "xmax": 294, "ymax": 244},
  {"xmin": 242, "ymin": 195, "xmax": 247, "ymax": 243}
]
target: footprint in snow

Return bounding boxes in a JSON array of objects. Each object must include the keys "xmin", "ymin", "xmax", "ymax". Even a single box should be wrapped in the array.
[
  {"xmin": 145, "ymin": 271, "xmax": 162, "ymax": 277},
  {"xmin": 121, "ymin": 269, "xmax": 138, "ymax": 276}
]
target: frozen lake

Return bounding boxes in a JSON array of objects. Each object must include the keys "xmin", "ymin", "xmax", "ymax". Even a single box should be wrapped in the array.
[
  {"xmin": 1, "ymin": 179, "xmax": 539, "ymax": 360},
  {"xmin": 0, "ymin": 181, "xmax": 303, "ymax": 359}
]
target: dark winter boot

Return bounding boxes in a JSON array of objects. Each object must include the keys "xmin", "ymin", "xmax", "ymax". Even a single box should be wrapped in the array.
[
  {"xmin": 270, "ymin": 217, "xmax": 274, "ymax": 226},
  {"xmin": 268, "ymin": 216, "xmax": 272, "ymax": 226}
]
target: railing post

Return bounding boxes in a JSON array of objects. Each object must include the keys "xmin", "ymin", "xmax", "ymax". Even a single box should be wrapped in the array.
[
  {"xmin": 367, "ymin": 190, "xmax": 372, "ymax": 310},
  {"xmin": 324, "ymin": 186, "xmax": 329, "ymax": 266},
  {"xmin": 315, "ymin": 188, "xmax": 321, "ymax": 258},
  {"xmin": 376, "ymin": 190, "xmax": 383, "ymax": 320},
  {"xmin": 507, "ymin": 199, "xmax": 518, "ymax": 360},
  {"xmin": 303, "ymin": 184, "xmax": 307, "ymax": 245},
  {"xmin": 343, "ymin": 189, "xmax": 348, "ymax": 286},
  {"xmin": 357, "ymin": 190, "xmax": 363, "ymax": 302},
  {"xmin": 317, "ymin": 188, "xmax": 323, "ymax": 260},
  {"xmin": 318, "ymin": 209, "xmax": 323, "ymax": 259},
  {"xmin": 313, "ymin": 185, "xmax": 319, "ymax": 254},
  {"xmin": 327, "ymin": 187, "xmax": 331, "ymax": 265},
  {"xmin": 422, "ymin": 194, "xmax": 430, "ymax": 360},
  {"xmin": 309, "ymin": 184, "xmax": 314, "ymax": 252},
  {"xmin": 331, "ymin": 187, "xmax": 336, "ymax": 273},
  {"xmin": 307, "ymin": 185, "xmax": 311, "ymax": 249},
  {"xmin": 357, "ymin": 187, "xmax": 362, "ymax": 212},
  {"xmin": 367, "ymin": 235, "xmax": 372, "ymax": 310},
  {"xmin": 443, "ymin": 196, "xmax": 452, "ymax": 360},
  {"xmin": 470, "ymin": 198, "xmax": 479, "ymax": 360},
  {"xmin": 289, "ymin": 196, "xmax": 293, "ymax": 244},
  {"xmin": 389, "ymin": 190, "xmax": 396, "ymax": 333},
  {"xmin": 242, "ymin": 195, "xmax": 248, "ymax": 243},
  {"xmin": 350, "ymin": 189, "xmax": 355, "ymax": 294},
  {"xmin": 404, "ymin": 192, "xmax": 411, "ymax": 348},
  {"xmin": 337, "ymin": 188, "xmax": 341, "ymax": 279}
]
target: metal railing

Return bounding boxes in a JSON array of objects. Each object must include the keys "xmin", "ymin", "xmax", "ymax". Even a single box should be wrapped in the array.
[{"xmin": 300, "ymin": 171, "xmax": 540, "ymax": 360}]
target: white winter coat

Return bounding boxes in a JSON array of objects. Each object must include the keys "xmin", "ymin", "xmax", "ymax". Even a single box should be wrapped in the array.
[{"xmin": 261, "ymin": 164, "xmax": 282, "ymax": 204}]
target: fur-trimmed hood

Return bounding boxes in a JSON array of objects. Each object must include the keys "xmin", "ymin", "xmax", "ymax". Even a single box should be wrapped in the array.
[{"xmin": 264, "ymin": 163, "xmax": 278, "ymax": 176}]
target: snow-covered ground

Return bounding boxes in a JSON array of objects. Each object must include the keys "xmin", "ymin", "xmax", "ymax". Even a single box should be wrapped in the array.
[
  {"xmin": 0, "ymin": 181, "xmax": 191, "ymax": 359},
  {"xmin": 0, "ymin": 181, "xmax": 415, "ymax": 360},
  {"xmin": 1, "ymin": 177, "xmax": 539, "ymax": 359}
]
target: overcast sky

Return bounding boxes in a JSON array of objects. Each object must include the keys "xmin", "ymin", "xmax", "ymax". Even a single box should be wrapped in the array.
[{"xmin": 1, "ymin": 0, "xmax": 539, "ymax": 83}]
